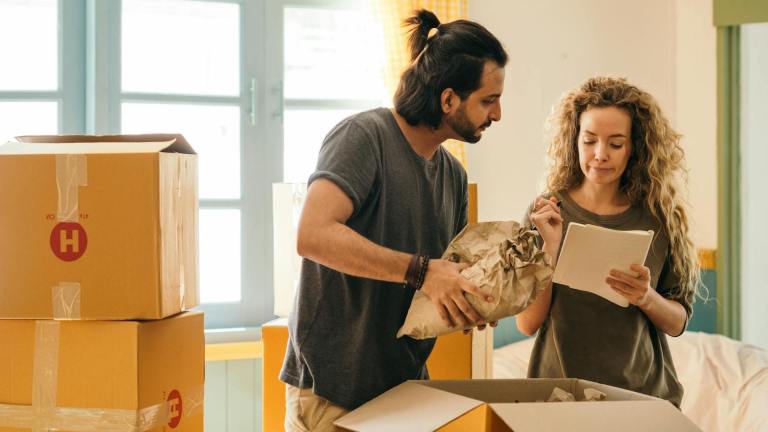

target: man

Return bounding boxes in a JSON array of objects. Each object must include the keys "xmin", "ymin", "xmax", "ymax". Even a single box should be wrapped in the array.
[{"xmin": 281, "ymin": 9, "xmax": 508, "ymax": 431}]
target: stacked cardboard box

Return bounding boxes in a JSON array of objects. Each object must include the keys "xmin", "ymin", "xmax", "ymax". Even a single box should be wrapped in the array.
[{"xmin": 0, "ymin": 134, "xmax": 203, "ymax": 431}]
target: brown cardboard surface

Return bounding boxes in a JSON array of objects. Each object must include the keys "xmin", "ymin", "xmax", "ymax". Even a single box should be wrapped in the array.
[
  {"xmin": 0, "ymin": 311, "xmax": 204, "ymax": 431},
  {"xmin": 0, "ymin": 134, "xmax": 198, "ymax": 320},
  {"xmin": 491, "ymin": 400, "xmax": 699, "ymax": 432},
  {"xmin": 335, "ymin": 382, "xmax": 481, "ymax": 432},
  {"xmin": 437, "ymin": 404, "xmax": 514, "ymax": 432},
  {"xmin": 335, "ymin": 379, "xmax": 702, "ymax": 432}
]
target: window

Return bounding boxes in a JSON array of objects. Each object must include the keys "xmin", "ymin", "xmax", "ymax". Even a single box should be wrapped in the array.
[
  {"xmin": 276, "ymin": 1, "xmax": 387, "ymax": 184},
  {"xmin": 740, "ymin": 22, "xmax": 768, "ymax": 350},
  {"xmin": 267, "ymin": 0, "xmax": 386, "ymax": 320},
  {"xmin": 0, "ymin": 0, "xmax": 387, "ymax": 330},
  {"xmin": 0, "ymin": 0, "xmax": 83, "ymax": 141}
]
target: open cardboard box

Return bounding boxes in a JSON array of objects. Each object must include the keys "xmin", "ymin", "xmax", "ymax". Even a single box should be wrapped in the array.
[
  {"xmin": 335, "ymin": 378, "xmax": 701, "ymax": 432},
  {"xmin": 0, "ymin": 134, "xmax": 198, "ymax": 320}
]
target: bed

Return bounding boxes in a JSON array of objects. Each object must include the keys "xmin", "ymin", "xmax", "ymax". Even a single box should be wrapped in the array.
[{"xmin": 493, "ymin": 331, "xmax": 768, "ymax": 431}]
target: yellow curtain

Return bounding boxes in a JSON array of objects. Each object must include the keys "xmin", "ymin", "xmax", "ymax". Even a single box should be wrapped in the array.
[{"xmin": 373, "ymin": 0, "xmax": 469, "ymax": 167}]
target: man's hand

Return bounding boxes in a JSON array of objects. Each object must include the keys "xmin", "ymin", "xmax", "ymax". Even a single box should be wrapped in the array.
[
  {"xmin": 463, "ymin": 320, "xmax": 498, "ymax": 335},
  {"xmin": 420, "ymin": 259, "xmax": 494, "ymax": 329}
]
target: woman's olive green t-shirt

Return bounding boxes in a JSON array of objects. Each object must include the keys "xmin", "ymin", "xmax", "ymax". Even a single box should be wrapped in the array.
[{"xmin": 525, "ymin": 191, "xmax": 693, "ymax": 407}]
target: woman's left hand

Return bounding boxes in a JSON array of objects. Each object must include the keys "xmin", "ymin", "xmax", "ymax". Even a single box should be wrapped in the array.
[{"xmin": 606, "ymin": 264, "xmax": 654, "ymax": 308}]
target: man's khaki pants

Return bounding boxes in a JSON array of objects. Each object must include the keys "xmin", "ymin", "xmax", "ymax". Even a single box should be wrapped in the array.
[{"xmin": 285, "ymin": 384, "xmax": 349, "ymax": 432}]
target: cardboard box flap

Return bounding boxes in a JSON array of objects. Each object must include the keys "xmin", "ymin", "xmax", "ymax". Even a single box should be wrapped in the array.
[
  {"xmin": 489, "ymin": 400, "xmax": 701, "ymax": 432},
  {"xmin": 419, "ymin": 378, "xmax": 577, "ymax": 403},
  {"xmin": 12, "ymin": 133, "xmax": 195, "ymax": 154},
  {"xmin": 574, "ymin": 379, "xmax": 658, "ymax": 401},
  {"xmin": 0, "ymin": 140, "xmax": 178, "ymax": 155},
  {"xmin": 334, "ymin": 381, "xmax": 483, "ymax": 432},
  {"xmin": 420, "ymin": 378, "xmax": 660, "ymax": 403}
]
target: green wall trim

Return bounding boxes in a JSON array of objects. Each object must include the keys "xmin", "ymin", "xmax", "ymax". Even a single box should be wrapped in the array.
[
  {"xmin": 716, "ymin": 26, "xmax": 741, "ymax": 340},
  {"xmin": 714, "ymin": 0, "xmax": 768, "ymax": 26}
]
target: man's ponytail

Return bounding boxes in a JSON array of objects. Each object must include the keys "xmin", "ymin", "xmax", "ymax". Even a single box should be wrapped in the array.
[{"xmin": 403, "ymin": 9, "xmax": 441, "ymax": 61}]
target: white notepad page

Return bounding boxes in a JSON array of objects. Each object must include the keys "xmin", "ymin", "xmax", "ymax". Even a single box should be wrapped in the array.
[{"xmin": 553, "ymin": 222, "xmax": 654, "ymax": 307}]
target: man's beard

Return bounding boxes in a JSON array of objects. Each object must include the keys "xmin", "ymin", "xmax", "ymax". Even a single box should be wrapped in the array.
[{"xmin": 446, "ymin": 106, "xmax": 490, "ymax": 144}]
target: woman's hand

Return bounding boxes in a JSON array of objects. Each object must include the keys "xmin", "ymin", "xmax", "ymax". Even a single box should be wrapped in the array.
[
  {"xmin": 529, "ymin": 197, "xmax": 563, "ymax": 259},
  {"xmin": 606, "ymin": 264, "xmax": 653, "ymax": 308}
]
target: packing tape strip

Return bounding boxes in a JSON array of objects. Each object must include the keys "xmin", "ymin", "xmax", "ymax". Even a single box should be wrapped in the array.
[
  {"xmin": 52, "ymin": 282, "xmax": 82, "ymax": 320},
  {"xmin": 0, "ymin": 321, "xmax": 204, "ymax": 431},
  {"xmin": 55, "ymin": 154, "xmax": 87, "ymax": 222},
  {"xmin": 32, "ymin": 321, "xmax": 60, "ymax": 431},
  {"xmin": 178, "ymin": 156, "xmax": 187, "ymax": 311},
  {"xmin": 0, "ymin": 393, "xmax": 204, "ymax": 431}
]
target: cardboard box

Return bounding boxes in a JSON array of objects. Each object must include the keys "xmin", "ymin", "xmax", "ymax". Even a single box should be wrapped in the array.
[
  {"xmin": 0, "ymin": 134, "xmax": 198, "ymax": 320},
  {"xmin": 335, "ymin": 379, "xmax": 702, "ymax": 432},
  {"xmin": 0, "ymin": 311, "xmax": 204, "ymax": 431},
  {"xmin": 261, "ymin": 318, "xmax": 493, "ymax": 432}
]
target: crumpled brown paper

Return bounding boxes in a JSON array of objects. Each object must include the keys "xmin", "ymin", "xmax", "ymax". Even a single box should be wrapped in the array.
[{"xmin": 397, "ymin": 221, "xmax": 554, "ymax": 339}]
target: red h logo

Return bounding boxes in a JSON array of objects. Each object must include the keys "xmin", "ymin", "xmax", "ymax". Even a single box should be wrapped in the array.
[
  {"xmin": 167, "ymin": 389, "xmax": 183, "ymax": 428},
  {"xmin": 50, "ymin": 222, "xmax": 88, "ymax": 261}
]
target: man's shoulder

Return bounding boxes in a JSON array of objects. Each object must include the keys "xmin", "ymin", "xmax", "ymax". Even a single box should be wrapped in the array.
[
  {"xmin": 326, "ymin": 107, "xmax": 392, "ymax": 142},
  {"xmin": 344, "ymin": 107, "xmax": 392, "ymax": 130}
]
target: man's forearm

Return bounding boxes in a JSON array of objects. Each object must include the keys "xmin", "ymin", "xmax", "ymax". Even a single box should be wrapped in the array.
[{"xmin": 297, "ymin": 221, "xmax": 412, "ymax": 283}]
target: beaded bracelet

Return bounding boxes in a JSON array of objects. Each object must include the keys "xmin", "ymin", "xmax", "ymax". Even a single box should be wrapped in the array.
[
  {"xmin": 404, "ymin": 254, "xmax": 430, "ymax": 290},
  {"xmin": 414, "ymin": 255, "xmax": 430, "ymax": 290}
]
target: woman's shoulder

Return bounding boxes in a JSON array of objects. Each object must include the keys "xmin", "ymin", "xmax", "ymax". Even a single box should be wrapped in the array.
[{"xmin": 523, "ymin": 190, "xmax": 558, "ymax": 213}]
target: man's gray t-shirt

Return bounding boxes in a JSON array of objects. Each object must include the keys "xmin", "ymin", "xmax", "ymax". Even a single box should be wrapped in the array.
[{"xmin": 280, "ymin": 107, "xmax": 468, "ymax": 410}]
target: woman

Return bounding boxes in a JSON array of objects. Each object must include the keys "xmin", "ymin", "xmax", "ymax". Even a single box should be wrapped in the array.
[{"xmin": 516, "ymin": 76, "xmax": 700, "ymax": 407}]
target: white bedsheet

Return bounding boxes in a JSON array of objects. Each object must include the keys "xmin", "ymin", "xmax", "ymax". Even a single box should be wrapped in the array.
[{"xmin": 493, "ymin": 331, "xmax": 768, "ymax": 432}]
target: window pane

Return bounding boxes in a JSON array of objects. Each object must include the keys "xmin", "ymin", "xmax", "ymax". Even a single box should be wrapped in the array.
[
  {"xmin": 284, "ymin": 6, "xmax": 385, "ymax": 100},
  {"xmin": 0, "ymin": 101, "xmax": 58, "ymax": 143},
  {"xmin": 122, "ymin": 103, "xmax": 241, "ymax": 199},
  {"xmin": 199, "ymin": 209, "xmax": 241, "ymax": 303},
  {"xmin": 0, "ymin": 0, "xmax": 57, "ymax": 90},
  {"xmin": 122, "ymin": 0, "xmax": 239, "ymax": 96},
  {"xmin": 283, "ymin": 109, "xmax": 357, "ymax": 183}
]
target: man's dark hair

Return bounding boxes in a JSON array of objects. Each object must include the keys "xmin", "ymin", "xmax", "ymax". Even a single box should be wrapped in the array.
[{"xmin": 394, "ymin": 9, "xmax": 508, "ymax": 129}]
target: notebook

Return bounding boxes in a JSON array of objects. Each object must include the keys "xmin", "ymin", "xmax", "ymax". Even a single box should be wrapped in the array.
[{"xmin": 553, "ymin": 222, "xmax": 654, "ymax": 307}]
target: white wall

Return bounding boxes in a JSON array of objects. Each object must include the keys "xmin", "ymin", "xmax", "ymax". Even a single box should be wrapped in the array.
[
  {"xmin": 468, "ymin": 0, "xmax": 717, "ymax": 249},
  {"xmin": 740, "ymin": 22, "xmax": 768, "ymax": 350},
  {"xmin": 675, "ymin": 0, "xmax": 717, "ymax": 249}
]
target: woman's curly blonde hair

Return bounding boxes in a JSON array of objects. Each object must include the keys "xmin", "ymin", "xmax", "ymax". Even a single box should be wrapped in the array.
[{"xmin": 546, "ymin": 76, "xmax": 700, "ymax": 305}]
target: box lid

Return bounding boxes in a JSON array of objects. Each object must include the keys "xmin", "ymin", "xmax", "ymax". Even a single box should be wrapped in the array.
[
  {"xmin": 334, "ymin": 379, "xmax": 702, "ymax": 432},
  {"xmin": 490, "ymin": 400, "xmax": 701, "ymax": 432},
  {"xmin": 334, "ymin": 381, "xmax": 483, "ymax": 432},
  {"xmin": 2, "ymin": 133, "xmax": 195, "ymax": 155}
]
